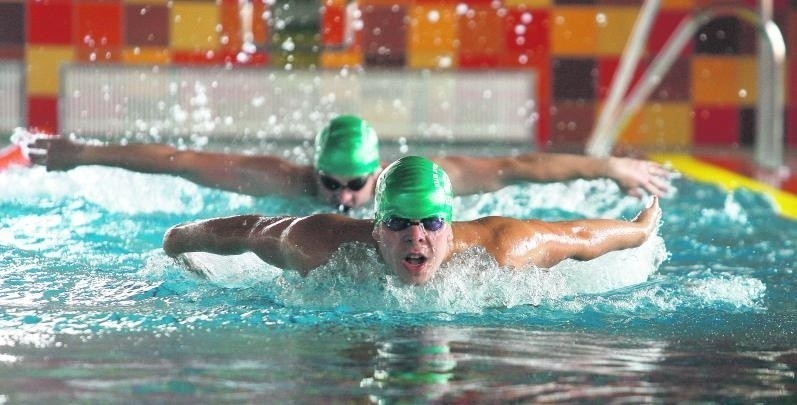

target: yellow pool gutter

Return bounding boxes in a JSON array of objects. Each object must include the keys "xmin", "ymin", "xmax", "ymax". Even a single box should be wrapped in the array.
[{"xmin": 649, "ymin": 153, "xmax": 797, "ymax": 220}]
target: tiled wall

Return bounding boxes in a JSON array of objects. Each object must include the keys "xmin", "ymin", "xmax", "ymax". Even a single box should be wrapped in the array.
[{"xmin": 1, "ymin": 0, "xmax": 794, "ymax": 152}]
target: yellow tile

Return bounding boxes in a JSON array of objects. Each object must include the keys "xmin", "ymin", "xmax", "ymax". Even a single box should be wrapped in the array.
[
  {"xmin": 26, "ymin": 46, "xmax": 75, "ymax": 96},
  {"xmin": 595, "ymin": 7, "xmax": 639, "ymax": 56},
  {"xmin": 170, "ymin": 2, "xmax": 219, "ymax": 51},
  {"xmin": 551, "ymin": 7, "xmax": 598, "ymax": 56},
  {"xmin": 692, "ymin": 56, "xmax": 739, "ymax": 106},
  {"xmin": 407, "ymin": 52, "xmax": 457, "ymax": 70},
  {"xmin": 638, "ymin": 103, "xmax": 692, "ymax": 149},
  {"xmin": 736, "ymin": 57, "xmax": 758, "ymax": 107},
  {"xmin": 407, "ymin": 3, "xmax": 457, "ymax": 61},
  {"xmin": 121, "ymin": 47, "xmax": 172, "ymax": 64},
  {"xmin": 504, "ymin": 0, "xmax": 552, "ymax": 7}
]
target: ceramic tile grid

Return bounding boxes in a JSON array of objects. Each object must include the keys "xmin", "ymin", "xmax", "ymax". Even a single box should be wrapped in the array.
[{"xmin": 0, "ymin": 0, "xmax": 794, "ymax": 152}]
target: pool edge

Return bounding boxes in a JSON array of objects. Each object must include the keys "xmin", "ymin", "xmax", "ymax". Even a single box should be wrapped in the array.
[{"xmin": 649, "ymin": 153, "xmax": 797, "ymax": 220}]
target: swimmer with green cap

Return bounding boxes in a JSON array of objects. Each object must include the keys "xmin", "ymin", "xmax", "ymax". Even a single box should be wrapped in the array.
[
  {"xmin": 164, "ymin": 156, "xmax": 663, "ymax": 286},
  {"xmin": 27, "ymin": 114, "xmax": 672, "ymax": 214}
]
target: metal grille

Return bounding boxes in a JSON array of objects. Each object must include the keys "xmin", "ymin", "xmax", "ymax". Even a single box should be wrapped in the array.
[
  {"xmin": 0, "ymin": 62, "xmax": 24, "ymax": 133},
  {"xmin": 61, "ymin": 65, "xmax": 536, "ymax": 143}
]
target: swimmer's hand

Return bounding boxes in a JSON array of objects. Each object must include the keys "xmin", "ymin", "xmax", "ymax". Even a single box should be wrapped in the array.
[
  {"xmin": 24, "ymin": 135, "xmax": 84, "ymax": 171},
  {"xmin": 606, "ymin": 157, "xmax": 674, "ymax": 199}
]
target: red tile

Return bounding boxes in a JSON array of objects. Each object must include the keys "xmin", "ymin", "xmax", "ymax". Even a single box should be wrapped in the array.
[
  {"xmin": 648, "ymin": 10, "xmax": 692, "ymax": 57},
  {"xmin": 322, "ymin": 4, "xmax": 345, "ymax": 46},
  {"xmin": 595, "ymin": 56, "xmax": 651, "ymax": 101},
  {"xmin": 787, "ymin": 106, "xmax": 797, "ymax": 147},
  {"xmin": 504, "ymin": 9, "xmax": 549, "ymax": 59},
  {"xmin": 28, "ymin": 96, "xmax": 59, "ymax": 134},
  {"xmin": 28, "ymin": 0, "xmax": 73, "ymax": 45},
  {"xmin": 75, "ymin": 2, "xmax": 122, "ymax": 48},
  {"xmin": 692, "ymin": 106, "xmax": 739, "ymax": 145}
]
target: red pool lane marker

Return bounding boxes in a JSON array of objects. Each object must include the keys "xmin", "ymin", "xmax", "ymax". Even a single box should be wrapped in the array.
[{"xmin": 0, "ymin": 144, "xmax": 29, "ymax": 170}]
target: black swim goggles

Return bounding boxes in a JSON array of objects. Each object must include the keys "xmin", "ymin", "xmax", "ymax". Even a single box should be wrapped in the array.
[
  {"xmin": 383, "ymin": 216, "xmax": 446, "ymax": 232},
  {"xmin": 318, "ymin": 172, "xmax": 370, "ymax": 191}
]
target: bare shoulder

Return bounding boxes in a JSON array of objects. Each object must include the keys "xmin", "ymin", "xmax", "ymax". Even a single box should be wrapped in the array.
[
  {"xmin": 287, "ymin": 214, "xmax": 374, "ymax": 244},
  {"xmin": 277, "ymin": 214, "xmax": 375, "ymax": 273}
]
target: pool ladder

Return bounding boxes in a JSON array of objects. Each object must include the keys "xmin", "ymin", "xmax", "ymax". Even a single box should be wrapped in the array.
[{"xmin": 586, "ymin": 0, "xmax": 787, "ymax": 170}]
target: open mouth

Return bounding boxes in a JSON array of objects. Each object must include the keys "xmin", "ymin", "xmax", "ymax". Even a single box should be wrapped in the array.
[
  {"xmin": 337, "ymin": 204, "xmax": 352, "ymax": 213},
  {"xmin": 403, "ymin": 253, "xmax": 427, "ymax": 270}
]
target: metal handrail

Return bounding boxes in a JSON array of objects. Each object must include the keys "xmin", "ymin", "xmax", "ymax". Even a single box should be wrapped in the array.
[{"xmin": 586, "ymin": 4, "xmax": 786, "ymax": 170}]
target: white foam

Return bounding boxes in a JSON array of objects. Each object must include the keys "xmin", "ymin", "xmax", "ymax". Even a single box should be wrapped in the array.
[
  {"xmin": 0, "ymin": 165, "xmax": 252, "ymax": 214},
  {"xmin": 175, "ymin": 233, "xmax": 668, "ymax": 313}
]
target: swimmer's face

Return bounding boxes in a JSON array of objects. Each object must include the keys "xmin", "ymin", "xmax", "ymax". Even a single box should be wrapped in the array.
[
  {"xmin": 316, "ymin": 171, "xmax": 378, "ymax": 213},
  {"xmin": 372, "ymin": 217, "xmax": 453, "ymax": 285}
]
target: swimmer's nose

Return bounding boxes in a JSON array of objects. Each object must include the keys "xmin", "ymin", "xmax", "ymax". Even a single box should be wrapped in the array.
[
  {"xmin": 403, "ymin": 223, "xmax": 427, "ymax": 242},
  {"xmin": 336, "ymin": 189, "xmax": 356, "ymax": 206}
]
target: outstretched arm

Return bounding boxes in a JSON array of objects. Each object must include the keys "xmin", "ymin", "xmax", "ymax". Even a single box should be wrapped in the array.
[
  {"xmin": 466, "ymin": 197, "xmax": 661, "ymax": 268},
  {"xmin": 163, "ymin": 214, "xmax": 374, "ymax": 274},
  {"xmin": 26, "ymin": 136, "xmax": 314, "ymax": 197},
  {"xmin": 434, "ymin": 153, "xmax": 671, "ymax": 197}
]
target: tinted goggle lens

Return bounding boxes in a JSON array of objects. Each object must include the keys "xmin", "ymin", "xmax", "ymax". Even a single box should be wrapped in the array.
[
  {"xmin": 383, "ymin": 216, "xmax": 445, "ymax": 232},
  {"xmin": 319, "ymin": 174, "xmax": 369, "ymax": 191}
]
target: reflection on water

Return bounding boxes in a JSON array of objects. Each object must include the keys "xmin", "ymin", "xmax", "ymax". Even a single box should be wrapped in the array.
[{"xmin": 0, "ymin": 326, "xmax": 794, "ymax": 403}]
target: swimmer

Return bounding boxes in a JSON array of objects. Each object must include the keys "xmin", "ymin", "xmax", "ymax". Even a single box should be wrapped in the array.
[
  {"xmin": 24, "ymin": 115, "xmax": 671, "ymax": 212},
  {"xmin": 163, "ymin": 156, "xmax": 662, "ymax": 285}
]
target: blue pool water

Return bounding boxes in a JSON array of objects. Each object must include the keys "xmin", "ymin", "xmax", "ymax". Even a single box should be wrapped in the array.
[{"xmin": 0, "ymin": 157, "xmax": 795, "ymax": 402}]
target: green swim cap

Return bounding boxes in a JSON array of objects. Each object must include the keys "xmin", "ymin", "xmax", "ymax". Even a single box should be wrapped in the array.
[
  {"xmin": 314, "ymin": 115, "xmax": 380, "ymax": 177},
  {"xmin": 374, "ymin": 156, "xmax": 453, "ymax": 223}
]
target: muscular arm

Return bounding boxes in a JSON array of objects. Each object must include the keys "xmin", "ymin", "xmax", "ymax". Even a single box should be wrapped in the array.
[
  {"xmin": 455, "ymin": 197, "xmax": 661, "ymax": 268},
  {"xmin": 433, "ymin": 153, "xmax": 670, "ymax": 197},
  {"xmin": 163, "ymin": 214, "xmax": 375, "ymax": 275},
  {"xmin": 28, "ymin": 137, "xmax": 315, "ymax": 197}
]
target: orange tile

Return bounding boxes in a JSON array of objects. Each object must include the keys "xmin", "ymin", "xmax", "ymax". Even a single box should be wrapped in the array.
[
  {"xmin": 75, "ymin": 2, "xmax": 123, "ymax": 48},
  {"xmin": 75, "ymin": 46, "xmax": 122, "ymax": 63},
  {"xmin": 595, "ymin": 7, "xmax": 639, "ymax": 56},
  {"xmin": 321, "ymin": 47, "xmax": 364, "ymax": 68},
  {"xmin": 407, "ymin": 3, "xmax": 457, "ymax": 68},
  {"xmin": 457, "ymin": 4, "xmax": 505, "ymax": 68},
  {"xmin": 219, "ymin": 1, "xmax": 242, "ymax": 52},
  {"xmin": 660, "ymin": 0, "xmax": 694, "ymax": 9},
  {"xmin": 551, "ymin": 7, "xmax": 598, "ymax": 56},
  {"xmin": 252, "ymin": 1, "xmax": 269, "ymax": 44},
  {"xmin": 692, "ymin": 56, "xmax": 740, "ymax": 106}
]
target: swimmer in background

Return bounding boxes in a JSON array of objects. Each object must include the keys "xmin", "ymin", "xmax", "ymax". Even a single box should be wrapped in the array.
[
  {"xmin": 162, "ymin": 156, "xmax": 662, "ymax": 285},
  {"xmin": 23, "ymin": 115, "xmax": 671, "ymax": 213}
]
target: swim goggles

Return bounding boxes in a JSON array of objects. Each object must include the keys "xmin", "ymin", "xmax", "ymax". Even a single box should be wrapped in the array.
[
  {"xmin": 318, "ymin": 172, "xmax": 370, "ymax": 191},
  {"xmin": 383, "ymin": 216, "xmax": 446, "ymax": 232}
]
